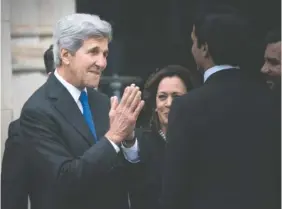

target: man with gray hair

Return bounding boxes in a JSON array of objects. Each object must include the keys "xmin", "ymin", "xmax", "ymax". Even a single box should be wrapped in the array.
[{"xmin": 19, "ymin": 13, "xmax": 144, "ymax": 209}]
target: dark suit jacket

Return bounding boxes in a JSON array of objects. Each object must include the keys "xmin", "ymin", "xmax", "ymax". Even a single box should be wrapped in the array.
[
  {"xmin": 160, "ymin": 69, "xmax": 281, "ymax": 209},
  {"xmin": 129, "ymin": 129, "xmax": 166, "ymax": 209},
  {"xmin": 19, "ymin": 74, "xmax": 130, "ymax": 209},
  {"xmin": 2, "ymin": 119, "xmax": 29, "ymax": 209}
]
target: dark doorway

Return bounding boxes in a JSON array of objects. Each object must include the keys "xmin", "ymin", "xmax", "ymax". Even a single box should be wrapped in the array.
[{"xmin": 76, "ymin": 0, "xmax": 280, "ymax": 95}]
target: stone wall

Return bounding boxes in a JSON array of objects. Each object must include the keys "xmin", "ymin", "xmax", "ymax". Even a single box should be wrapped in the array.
[
  {"xmin": 11, "ymin": 0, "xmax": 75, "ymax": 120},
  {"xmin": 1, "ymin": 0, "xmax": 13, "ymax": 157},
  {"xmin": 1, "ymin": 0, "xmax": 76, "ymax": 156}
]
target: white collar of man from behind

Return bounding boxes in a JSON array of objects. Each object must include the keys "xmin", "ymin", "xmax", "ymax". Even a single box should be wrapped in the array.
[{"xmin": 204, "ymin": 65, "xmax": 240, "ymax": 83}]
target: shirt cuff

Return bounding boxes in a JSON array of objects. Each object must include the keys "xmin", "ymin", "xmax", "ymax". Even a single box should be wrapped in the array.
[
  {"xmin": 121, "ymin": 138, "xmax": 140, "ymax": 163},
  {"xmin": 108, "ymin": 139, "xmax": 120, "ymax": 153}
]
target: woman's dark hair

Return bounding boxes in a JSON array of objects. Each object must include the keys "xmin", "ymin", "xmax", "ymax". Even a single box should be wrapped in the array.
[{"xmin": 139, "ymin": 65, "xmax": 194, "ymax": 131}]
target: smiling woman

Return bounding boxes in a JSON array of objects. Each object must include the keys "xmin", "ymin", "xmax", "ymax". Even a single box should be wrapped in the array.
[
  {"xmin": 141, "ymin": 65, "xmax": 194, "ymax": 133},
  {"xmin": 128, "ymin": 65, "xmax": 195, "ymax": 209}
]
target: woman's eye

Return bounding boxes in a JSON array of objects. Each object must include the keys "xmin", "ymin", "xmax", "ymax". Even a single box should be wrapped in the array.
[{"xmin": 158, "ymin": 95, "xmax": 167, "ymax": 100}]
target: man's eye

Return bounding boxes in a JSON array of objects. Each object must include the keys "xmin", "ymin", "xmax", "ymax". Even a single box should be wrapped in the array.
[
  {"xmin": 267, "ymin": 59, "xmax": 280, "ymax": 66},
  {"xmin": 103, "ymin": 52, "xmax": 109, "ymax": 58},
  {"xmin": 88, "ymin": 48, "xmax": 100, "ymax": 55},
  {"xmin": 91, "ymin": 50, "xmax": 99, "ymax": 55}
]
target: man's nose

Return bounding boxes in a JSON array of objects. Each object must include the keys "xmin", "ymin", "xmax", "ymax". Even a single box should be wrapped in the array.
[
  {"xmin": 95, "ymin": 54, "xmax": 107, "ymax": 69},
  {"xmin": 261, "ymin": 63, "xmax": 270, "ymax": 74}
]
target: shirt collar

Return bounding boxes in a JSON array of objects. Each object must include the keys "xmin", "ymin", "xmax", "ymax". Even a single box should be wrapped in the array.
[
  {"xmin": 54, "ymin": 69, "xmax": 86, "ymax": 103},
  {"xmin": 204, "ymin": 65, "xmax": 240, "ymax": 83}
]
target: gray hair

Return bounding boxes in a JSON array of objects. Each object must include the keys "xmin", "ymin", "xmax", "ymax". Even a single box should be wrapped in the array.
[{"xmin": 53, "ymin": 13, "xmax": 112, "ymax": 67}]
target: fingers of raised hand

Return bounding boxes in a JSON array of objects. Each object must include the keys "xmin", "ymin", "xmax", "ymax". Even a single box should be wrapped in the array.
[
  {"xmin": 129, "ymin": 90, "xmax": 142, "ymax": 112},
  {"xmin": 113, "ymin": 84, "xmax": 143, "ymax": 125},
  {"xmin": 110, "ymin": 96, "xmax": 119, "ymax": 110},
  {"xmin": 109, "ymin": 96, "xmax": 118, "ymax": 117},
  {"xmin": 120, "ymin": 84, "xmax": 140, "ymax": 108},
  {"xmin": 126, "ymin": 86, "xmax": 140, "ymax": 107},
  {"xmin": 133, "ymin": 100, "xmax": 145, "ymax": 119},
  {"xmin": 119, "ymin": 86, "xmax": 132, "ymax": 107}
]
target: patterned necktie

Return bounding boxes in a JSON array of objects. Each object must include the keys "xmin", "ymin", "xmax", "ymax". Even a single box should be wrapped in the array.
[{"xmin": 79, "ymin": 90, "xmax": 97, "ymax": 143}]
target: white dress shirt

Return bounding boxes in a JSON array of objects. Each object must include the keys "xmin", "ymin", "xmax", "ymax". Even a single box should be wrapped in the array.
[
  {"xmin": 54, "ymin": 70, "xmax": 139, "ymax": 162},
  {"xmin": 204, "ymin": 65, "xmax": 240, "ymax": 83}
]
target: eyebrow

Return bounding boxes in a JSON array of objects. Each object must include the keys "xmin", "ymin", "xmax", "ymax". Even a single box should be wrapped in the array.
[
  {"xmin": 157, "ymin": 92, "xmax": 182, "ymax": 95},
  {"xmin": 87, "ymin": 46, "xmax": 109, "ymax": 55},
  {"xmin": 87, "ymin": 46, "xmax": 98, "ymax": 52},
  {"xmin": 266, "ymin": 57, "xmax": 280, "ymax": 63}
]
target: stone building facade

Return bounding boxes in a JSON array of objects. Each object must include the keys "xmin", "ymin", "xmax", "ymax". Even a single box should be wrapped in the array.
[{"xmin": 1, "ymin": 0, "xmax": 76, "ymax": 156}]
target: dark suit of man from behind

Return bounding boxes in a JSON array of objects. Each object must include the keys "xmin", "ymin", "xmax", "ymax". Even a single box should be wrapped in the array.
[
  {"xmin": 19, "ymin": 13, "xmax": 144, "ymax": 209},
  {"xmin": 160, "ymin": 8, "xmax": 281, "ymax": 209},
  {"xmin": 1, "ymin": 45, "xmax": 55, "ymax": 209}
]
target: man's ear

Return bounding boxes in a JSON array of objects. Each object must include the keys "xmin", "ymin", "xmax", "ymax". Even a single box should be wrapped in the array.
[{"xmin": 60, "ymin": 48, "xmax": 71, "ymax": 65}]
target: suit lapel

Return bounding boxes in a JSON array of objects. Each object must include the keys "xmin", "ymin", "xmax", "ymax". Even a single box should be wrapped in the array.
[{"xmin": 46, "ymin": 74, "xmax": 95, "ymax": 146}]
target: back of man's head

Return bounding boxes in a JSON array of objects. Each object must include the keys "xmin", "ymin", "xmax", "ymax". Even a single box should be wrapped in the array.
[
  {"xmin": 44, "ymin": 45, "xmax": 55, "ymax": 74},
  {"xmin": 193, "ymin": 6, "xmax": 252, "ymax": 67}
]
